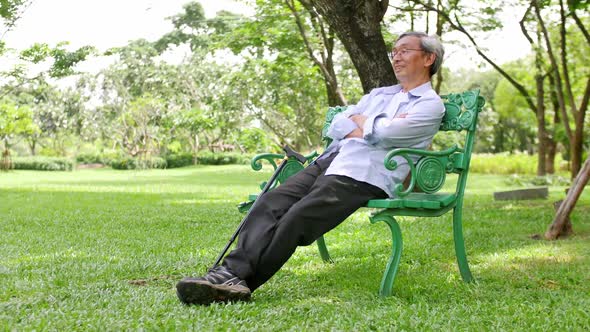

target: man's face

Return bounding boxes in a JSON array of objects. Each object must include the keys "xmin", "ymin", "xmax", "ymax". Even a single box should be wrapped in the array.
[{"xmin": 391, "ymin": 36, "xmax": 434, "ymax": 82}]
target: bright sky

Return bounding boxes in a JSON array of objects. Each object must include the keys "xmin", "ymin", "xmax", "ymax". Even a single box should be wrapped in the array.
[
  {"xmin": 2, "ymin": 0, "xmax": 253, "ymax": 50},
  {"xmin": 1, "ymin": 0, "xmax": 529, "ymax": 72}
]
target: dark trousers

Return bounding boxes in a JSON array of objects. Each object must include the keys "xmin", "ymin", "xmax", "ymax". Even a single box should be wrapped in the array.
[{"xmin": 222, "ymin": 153, "xmax": 387, "ymax": 291}]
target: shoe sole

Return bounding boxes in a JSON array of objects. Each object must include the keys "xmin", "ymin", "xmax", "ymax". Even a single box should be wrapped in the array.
[{"xmin": 176, "ymin": 280, "xmax": 251, "ymax": 305}]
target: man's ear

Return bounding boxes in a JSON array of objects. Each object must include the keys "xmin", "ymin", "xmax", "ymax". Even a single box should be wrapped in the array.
[{"xmin": 423, "ymin": 53, "xmax": 436, "ymax": 68}]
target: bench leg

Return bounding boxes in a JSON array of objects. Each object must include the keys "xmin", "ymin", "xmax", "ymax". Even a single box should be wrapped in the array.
[
  {"xmin": 316, "ymin": 235, "xmax": 333, "ymax": 263},
  {"xmin": 453, "ymin": 205, "xmax": 474, "ymax": 283},
  {"xmin": 370, "ymin": 213, "xmax": 403, "ymax": 297}
]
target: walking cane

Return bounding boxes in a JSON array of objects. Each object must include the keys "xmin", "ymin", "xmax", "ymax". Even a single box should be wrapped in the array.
[{"xmin": 211, "ymin": 145, "xmax": 307, "ymax": 269}]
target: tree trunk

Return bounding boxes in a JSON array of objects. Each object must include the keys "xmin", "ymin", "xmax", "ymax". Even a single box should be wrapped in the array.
[
  {"xmin": 545, "ymin": 155, "xmax": 590, "ymax": 240},
  {"xmin": 547, "ymin": 74, "xmax": 561, "ymax": 174},
  {"xmin": 310, "ymin": 0, "xmax": 395, "ymax": 92},
  {"xmin": 1, "ymin": 139, "xmax": 11, "ymax": 171},
  {"xmin": 194, "ymin": 134, "xmax": 199, "ymax": 164},
  {"xmin": 535, "ymin": 74, "xmax": 547, "ymax": 176},
  {"xmin": 570, "ymin": 129, "xmax": 584, "ymax": 177},
  {"xmin": 27, "ymin": 138, "xmax": 37, "ymax": 156},
  {"xmin": 546, "ymin": 139, "xmax": 557, "ymax": 174},
  {"xmin": 433, "ymin": 0, "xmax": 444, "ymax": 94}
]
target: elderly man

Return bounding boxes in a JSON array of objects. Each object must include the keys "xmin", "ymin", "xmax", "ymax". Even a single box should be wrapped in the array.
[{"xmin": 177, "ymin": 31, "xmax": 445, "ymax": 305}]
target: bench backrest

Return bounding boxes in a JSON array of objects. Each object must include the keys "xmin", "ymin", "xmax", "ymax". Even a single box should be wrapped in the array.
[{"xmin": 320, "ymin": 89, "xmax": 485, "ymax": 197}]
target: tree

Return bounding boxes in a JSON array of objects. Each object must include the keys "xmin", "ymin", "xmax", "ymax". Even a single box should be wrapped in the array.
[
  {"xmin": 307, "ymin": 0, "xmax": 395, "ymax": 92},
  {"xmin": 0, "ymin": 98, "xmax": 38, "ymax": 169},
  {"xmin": 113, "ymin": 95, "xmax": 166, "ymax": 159},
  {"xmin": 535, "ymin": 0, "xmax": 589, "ymax": 178},
  {"xmin": 1, "ymin": 42, "xmax": 96, "ymax": 110},
  {"xmin": 0, "ymin": 0, "xmax": 29, "ymax": 30},
  {"xmin": 170, "ymin": 107, "xmax": 214, "ymax": 160},
  {"xmin": 168, "ymin": 53, "xmax": 248, "ymax": 152},
  {"xmin": 158, "ymin": 2, "xmax": 333, "ymax": 150},
  {"xmin": 546, "ymin": 155, "xmax": 590, "ymax": 239},
  {"xmin": 283, "ymin": 0, "xmax": 347, "ymax": 105},
  {"xmin": 230, "ymin": 56, "xmax": 327, "ymax": 151},
  {"xmin": 493, "ymin": 65, "xmax": 538, "ymax": 154}
]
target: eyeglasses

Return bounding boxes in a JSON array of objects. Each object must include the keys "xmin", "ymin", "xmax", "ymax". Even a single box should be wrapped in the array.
[{"xmin": 388, "ymin": 48, "xmax": 424, "ymax": 59}]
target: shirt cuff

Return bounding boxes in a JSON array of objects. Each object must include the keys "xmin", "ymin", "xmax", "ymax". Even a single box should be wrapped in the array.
[
  {"xmin": 363, "ymin": 112, "xmax": 386, "ymax": 142},
  {"xmin": 327, "ymin": 117, "xmax": 358, "ymax": 139}
]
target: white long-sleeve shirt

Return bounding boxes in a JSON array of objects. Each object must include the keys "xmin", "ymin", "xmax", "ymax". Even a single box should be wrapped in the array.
[{"xmin": 324, "ymin": 82, "xmax": 444, "ymax": 197}]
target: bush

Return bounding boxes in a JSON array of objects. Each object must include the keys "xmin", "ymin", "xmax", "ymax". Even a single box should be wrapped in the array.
[
  {"xmin": 76, "ymin": 152, "xmax": 126, "ymax": 166},
  {"xmin": 470, "ymin": 153, "xmax": 537, "ymax": 175},
  {"xmin": 504, "ymin": 174, "xmax": 570, "ymax": 187},
  {"xmin": 196, "ymin": 152, "xmax": 251, "ymax": 165},
  {"xmin": 11, "ymin": 156, "xmax": 75, "ymax": 171},
  {"xmin": 76, "ymin": 153, "xmax": 104, "ymax": 164},
  {"xmin": 165, "ymin": 153, "xmax": 194, "ymax": 168},
  {"xmin": 107, "ymin": 153, "xmax": 254, "ymax": 169},
  {"xmin": 110, "ymin": 157, "xmax": 167, "ymax": 170}
]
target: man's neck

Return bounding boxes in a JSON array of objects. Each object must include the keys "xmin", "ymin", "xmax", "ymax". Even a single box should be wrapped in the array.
[{"xmin": 400, "ymin": 77, "xmax": 431, "ymax": 93}]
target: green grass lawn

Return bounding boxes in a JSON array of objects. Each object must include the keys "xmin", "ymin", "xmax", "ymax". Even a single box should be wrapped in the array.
[{"xmin": 1, "ymin": 166, "xmax": 589, "ymax": 330}]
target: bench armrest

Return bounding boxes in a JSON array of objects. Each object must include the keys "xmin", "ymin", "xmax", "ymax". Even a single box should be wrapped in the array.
[
  {"xmin": 251, "ymin": 153, "xmax": 285, "ymax": 171},
  {"xmin": 385, "ymin": 145, "xmax": 462, "ymax": 197},
  {"xmin": 251, "ymin": 151, "xmax": 320, "ymax": 171},
  {"xmin": 249, "ymin": 151, "xmax": 320, "ymax": 190}
]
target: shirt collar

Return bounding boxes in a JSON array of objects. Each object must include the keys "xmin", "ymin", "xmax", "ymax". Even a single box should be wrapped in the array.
[
  {"xmin": 381, "ymin": 81, "xmax": 433, "ymax": 97},
  {"xmin": 407, "ymin": 81, "xmax": 433, "ymax": 97}
]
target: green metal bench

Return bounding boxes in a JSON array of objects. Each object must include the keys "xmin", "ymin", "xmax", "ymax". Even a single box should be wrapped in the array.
[{"xmin": 238, "ymin": 89, "xmax": 485, "ymax": 296}]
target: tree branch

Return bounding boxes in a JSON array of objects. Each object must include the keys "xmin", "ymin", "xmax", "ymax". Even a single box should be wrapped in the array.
[
  {"xmin": 519, "ymin": 5, "xmax": 534, "ymax": 45},
  {"xmin": 579, "ymin": 76, "xmax": 590, "ymax": 124},
  {"xmin": 533, "ymin": 0, "xmax": 573, "ymax": 140},
  {"xmin": 559, "ymin": 0, "xmax": 578, "ymax": 119},
  {"xmin": 570, "ymin": 8, "xmax": 590, "ymax": 44},
  {"xmin": 284, "ymin": 1, "xmax": 333, "ymax": 86}
]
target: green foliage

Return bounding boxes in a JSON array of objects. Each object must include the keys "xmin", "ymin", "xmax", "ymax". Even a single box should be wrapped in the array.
[
  {"xmin": 48, "ymin": 44, "xmax": 96, "ymax": 78},
  {"xmin": 165, "ymin": 153, "xmax": 194, "ymax": 168},
  {"xmin": 0, "ymin": 0, "xmax": 28, "ymax": 27},
  {"xmin": 432, "ymin": 131, "xmax": 462, "ymax": 150},
  {"xmin": 195, "ymin": 152, "xmax": 251, "ymax": 165},
  {"xmin": 113, "ymin": 95, "xmax": 166, "ymax": 158},
  {"xmin": 155, "ymin": 2, "xmax": 245, "ymax": 53},
  {"xmin": 15, "ymin": 42, "xmax": 96, "ymax": 78},
  {"xmin": 75, "ymin": 153, "xmax": 106, "ymax": 165},
  {"xmin": 11, "ymin": 156, "xmax": 74, "ymax": 171},
  {"xmin": 109, "ymin": 156, "xmax": 167, "ymax": 170},
  {"xmin": 503, "ymin": 174, "xmax": 571, "ymax": 187},
  {"xmin": 38, "ymin": 146, "xmax": 61, "ymax": 157},
  {"xmin": 19, "ymin": 43, "xmax": 52, "ymax": 63},
  {"xmin": 441, "ymin": 69, "xmax": 503, "ymax": 153},
  {"xmin": 470, "ymin": 152, "xmax": 548, "ymax": 175},
  {"xmin": 0, "ymin": 169, "xmax": 588, "ymax": 329},
  {"xmin": 109, "ymin": 153, "xmax": 251, "ymax": 169},
  {"xmin": 237, "ymin": 128, "xmax": 272, "ymax": 153},
  {"xmin": 0, "ymin": 98, "xmax": 38, "ymax": 147}
]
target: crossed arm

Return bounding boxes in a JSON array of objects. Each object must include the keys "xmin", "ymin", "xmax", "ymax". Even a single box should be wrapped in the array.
[
  {"xmin": 327, "ymin": 97, "xmax": 444, "ymax": 149},
  {"xmin": 345, "ymin": 115, "xmax": 367, "ymax": 139}
]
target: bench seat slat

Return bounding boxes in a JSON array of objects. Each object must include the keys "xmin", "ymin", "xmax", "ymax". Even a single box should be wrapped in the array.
[
  {"xmin": 249, "ymin": 192, "xmax": 457, "ymax": 210},
  {"xmin": 366, "ymin": 193, "xmax": 456, "ymax": 209}
]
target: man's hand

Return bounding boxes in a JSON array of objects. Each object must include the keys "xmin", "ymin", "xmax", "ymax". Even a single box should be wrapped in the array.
[
  {"xmin": 345, "ymin": 127, "xmax": 363, "ymax": 138},
  {"xmin": 344, "ymin": 114, "xmax": 366, "ymax": 138},
  {"xmin": 349, "ymin": 114, "xmax": 367, "ymax": 128}
]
